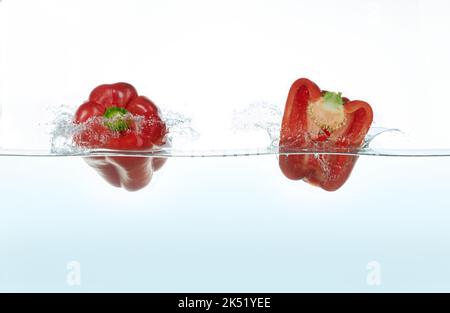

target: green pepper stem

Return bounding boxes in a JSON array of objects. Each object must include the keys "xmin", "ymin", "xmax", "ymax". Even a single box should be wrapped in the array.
[
  {"xmin": 104, "ymin": 107, "xmax": 129, "ymax": 131},
  {"xmin": 322, "ymin": 91, "xmax": 344, "ymax": 109}
]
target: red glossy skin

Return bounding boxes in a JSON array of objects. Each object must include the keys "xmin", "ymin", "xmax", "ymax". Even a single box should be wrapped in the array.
[
  {"xmin": 279, "ymin": 78, "xmax": 373, "ymax": 191},
  {"xmin": 74, "ymin": 82, "xmax": 167, "ymax": 191}
]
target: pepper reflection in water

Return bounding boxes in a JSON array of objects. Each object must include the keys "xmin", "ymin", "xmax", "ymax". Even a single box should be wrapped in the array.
[
  {"xmin": 73, "ymin": 82, "xmax": 168, "ymax": 191},
  {"xmin": 278, "ymin": 78, "xmax": 373, "ymax": 191},
  {"xmin": 83, "ymin": 156, "xmax": 167, "ymax": 192}
]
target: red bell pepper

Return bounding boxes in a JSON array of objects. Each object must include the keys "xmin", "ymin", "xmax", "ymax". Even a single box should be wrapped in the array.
[
  {"xmin": 74, "ymin": 82, "xmax": 167, "ymax": 191},
  {"xmin": 278, "ymin": 78, "xmax": 373, "ymax": 191}
]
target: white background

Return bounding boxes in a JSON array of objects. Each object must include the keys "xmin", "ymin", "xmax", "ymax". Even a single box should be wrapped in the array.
[
  {"xmin": 1, "ymin": 0, "xmax": 450, "ymax": 292},
  {"xmin": 1, "ymin": 0, "xmax": 450, "ymax": 150}
]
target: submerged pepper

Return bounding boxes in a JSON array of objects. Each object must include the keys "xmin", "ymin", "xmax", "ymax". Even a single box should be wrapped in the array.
[
  {"xmin": 74, "ymin": 82, "xmax": 167, "ymax": 191},
  {"xmin": 279, "ymin": 78, "xmax": 373, "ymax": 191}
]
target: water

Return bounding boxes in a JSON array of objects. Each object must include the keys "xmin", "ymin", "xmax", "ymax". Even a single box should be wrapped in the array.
[
  {"xmin": 0, "ymin": 102, "xmax": 444, "ymax": 292},
  {"xmin": 1, "ymin": 101, "xmax": 446, "ymax": 292},
  {"xmin": 1, "ymin": 154, "xmax": 450, "ymax": 292}
]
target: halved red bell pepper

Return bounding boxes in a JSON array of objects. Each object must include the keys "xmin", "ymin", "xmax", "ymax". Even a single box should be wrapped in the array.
[
  {"xmin": 279, "ymin": 78, "xmax": 373, "ymax": 191},
  {"xmin": 74, "ymin": 82, "xmax": 167, "ymax": 191}
]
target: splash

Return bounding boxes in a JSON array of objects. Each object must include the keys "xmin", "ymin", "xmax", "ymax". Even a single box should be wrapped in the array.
[
  {"xmin": 232, "ymin": 102, "xmax": 400, "ymax": 152},
  {"xmin": 49, "ymin": 105, "xmax": 200, "ymax": 154},
  {"xmin": 161, "ymin": 108, "xmax": 200, "ymax": 145},
  {"xmin": 232, "ymin": 101, "xmax": 282, "ymax": 147},
  {"xmin": 0, "ymin": 103, "xmax": 448, "ymax": 158},
  {"xmin": 49, "ymin": 105, "xmax": 85, "ymax": 154}
]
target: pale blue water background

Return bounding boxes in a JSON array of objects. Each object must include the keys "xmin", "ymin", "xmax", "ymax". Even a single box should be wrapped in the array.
[{"xmin": 1, "ymin": 155, "xmax": 449, "ymax": 292}]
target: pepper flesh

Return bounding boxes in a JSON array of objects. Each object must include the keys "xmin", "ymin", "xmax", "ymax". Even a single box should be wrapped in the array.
[
  {"xmin": 278, "ymin": 78, "xmax": 373, "ymax": 191},
  {"xmin": 74, "ymin": 82, "xmax": 167, "ymax": 191}
]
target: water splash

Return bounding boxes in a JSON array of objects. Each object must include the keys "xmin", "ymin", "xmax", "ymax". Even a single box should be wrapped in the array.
[
  {"xmin": 49, "ymin": 105, "xmax": 85, "ymax": 154},
  {"xmin": 49, "ymin": 105, "xmax": 200, "ymax": 154},
  {"xmin": 232, "ymin": 101, "xmax": 282, "ymax": 147},
  {"xmin": 363, "ymin": 126, "xmax": 402, "ymax": 148},
  {"xmin": 232, "ymin": 102, "xmax": 403, "ymax": 151},
  {"xmin": 161, "ymin": 108, "xmax": 200, "ymax": 145},
  {"xmin": 1, "ymin": 103, "xmax": 449, "ymax": 158}
]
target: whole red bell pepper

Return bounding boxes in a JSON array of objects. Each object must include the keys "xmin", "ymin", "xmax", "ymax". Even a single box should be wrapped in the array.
[
  {"xmin": 278, "ymin": 78, "xmax": 373, "ymax": 191},
  {"xmin": 74, "ymin": 82, "xmax": 167, "ymax": 191}
]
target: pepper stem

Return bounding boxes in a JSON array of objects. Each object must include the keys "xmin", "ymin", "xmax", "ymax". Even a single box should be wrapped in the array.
[
  {"xmin": 322, "ymin": 91, "xmax": 344, "ymax": 109},
  {"xmin": 104, "ymin": 107, "xmax": 129, "ymax": 131}
]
